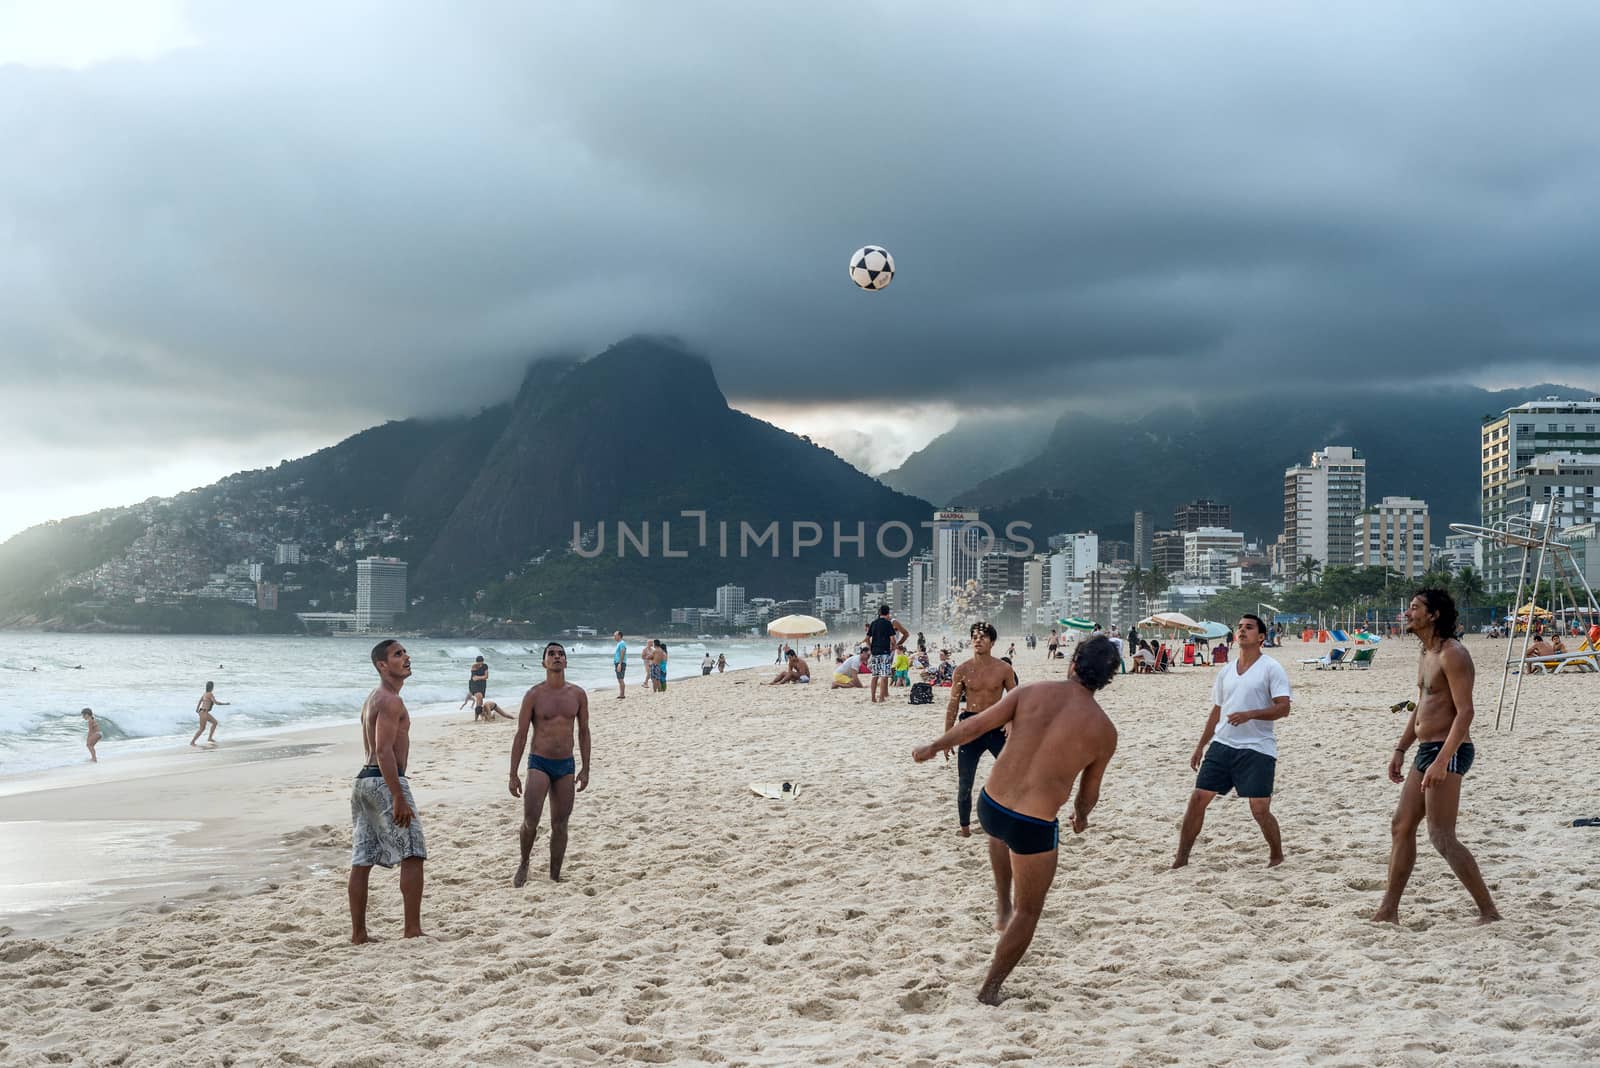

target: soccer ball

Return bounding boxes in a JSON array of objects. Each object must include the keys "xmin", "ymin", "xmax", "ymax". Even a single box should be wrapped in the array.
[{"xmin": 848, "ymin": 245, "xmax": 894, "ymax": 291}]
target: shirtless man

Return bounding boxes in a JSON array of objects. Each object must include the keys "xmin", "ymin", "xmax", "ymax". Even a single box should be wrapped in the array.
[
  {"xmin": 478, "ymin": 699, "xmax": 514, "ymax": 721},
  {"xmin": 349, "ymin": 639, "xmax": 426, "ymax": 943},
  {"xmin": 947, "ymin": 622, "xmax": 1019, "ymax": 837},
  {"xmin": 913, "ymin": 636, "xmax": 1119, "ymax": 1005},
  {"xmin": 190, "ymin": 681, "xmax": 228, "ymax": 745},
  {"xmin": 82, "ymin": 708, "xmax": 101, "ymax": 762},
  {"xmin": 509, "ymin": 643, "xmax": 591, "ymax": 885},
  {"xmin": 1373, "ymin": 589, "xmax": 1500, "ymax": 925},
  {"xmin": 769, "ymin": 650, "xmax": 811, "ymax": 684}
]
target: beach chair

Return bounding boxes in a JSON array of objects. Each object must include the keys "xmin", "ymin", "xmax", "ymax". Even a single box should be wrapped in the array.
[
  {"xmin": 1345, "ymin": 647, "xmax": 1377, "ymax": 670},
  {"xmin": 1300, "ymin": 647, "xmax": 1348, "ymax": 670},
  {"xmin": 1524, "ymin": 642, "xmax": 1600, "ymax": 674}
]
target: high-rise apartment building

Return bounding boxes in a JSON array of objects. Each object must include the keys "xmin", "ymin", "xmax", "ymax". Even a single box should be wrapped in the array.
[
  {"xmin": 1133, "ymin": 511, "xmax": 1153, "ymax": 568},
  {"xmin": 275, "ymin": 542, "xmax": 301, "ymax": 566},
  {"xmin": 930, "ymin": 510, "xmax": 984, "ymax": 606},
  {"xmin": 1497, "ymin": 454, "xmax": 1600, "ymax": 587},
  {"xmin": 355, "ymin": 557, "xmax": 407, "ymax": 632},
  {"xmin": 814, "ymin": 570, "xmax": 848, "ymax": 600},
  {"xmin": 1183, "ymin": 527, "xmax": 1245, "ymax": 582},
  {"xmin": 1355, "ymin": 496, "xmax": 1431, "ymax": 579},
  {"xmin": 1151, "ymin": 530, "xmax": 1186, "ymax": 575},
  {"xmin": 1481, "ymin": 397, "xmax": 1600, "ymax": 591},
  {"xmin": 1174, "ymin": 499, "xmax": 1232, "ymax": 533},
  {"xmin": 1283, "ymin": 446, "xmax": 1367, "ymax": 580},
  {"xmin": 715, "ymin": 584, "xmax": 746, "ymax": 621}
]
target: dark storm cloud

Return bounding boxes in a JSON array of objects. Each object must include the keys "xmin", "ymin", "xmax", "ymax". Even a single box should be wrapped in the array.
[{"xmin": 4, "ymin": 0, "xmax": 1600, "ymax": 461}]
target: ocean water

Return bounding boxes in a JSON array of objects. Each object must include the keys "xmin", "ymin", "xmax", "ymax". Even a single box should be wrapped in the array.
[{"xmin": 0, "ymin": 633, "xmax": 777, "ymax": 776}]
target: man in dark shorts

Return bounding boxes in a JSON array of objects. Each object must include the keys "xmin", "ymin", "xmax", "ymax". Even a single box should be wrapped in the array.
[
  {"xmin": 865, "ymin": 604, "xmax": 910, "ymax": 704},
  {"xmin": 612, "ymin": 630, "xmax": 627, "ymax": 699},
  {"xmin": 1373, "ymin": 589, "xmax": 1500, "ymax": 924},
  {"xmin": 913, "ymin": 636, "xmax": 1120, "ymax": 1005},
  {"xmin": 468, "ymin": 655, "xmax": 488, "ymax": 717},
  {"xmin": 349, "ymin": 639, "xmax": 426, "ymax": 942},
  {"xmin": 509, "ymin": 642, "xmax": 591, "ymax": 885},
  {"xmin": 1172, "ymin": 615, "xmax": 1291, "ymax": 869},
  {"xmin": 946, "ymin": 621, "xmax": 1018, "ymax": 837}
]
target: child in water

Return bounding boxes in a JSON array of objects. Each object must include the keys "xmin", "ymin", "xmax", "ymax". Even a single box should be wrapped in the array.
[{"xmin": 82, "ymin": 708, "xmax": 101, "ymax": 762}]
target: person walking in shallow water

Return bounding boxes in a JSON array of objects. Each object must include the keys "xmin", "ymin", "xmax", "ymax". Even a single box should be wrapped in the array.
[
  {"xmin": 191, "ymin": 681, "xmax": 227, "ymax": 745},
  {"xmin": 510, "ymin": 643, "xmax": 591, "ymax": 885},
  {"xmin": 82, "ymin": 708, "xmax": 101, "ymax": 762},
  {"xmin": 1372, "ymin": 589, "xmax": 1500, "ymax": 926}
]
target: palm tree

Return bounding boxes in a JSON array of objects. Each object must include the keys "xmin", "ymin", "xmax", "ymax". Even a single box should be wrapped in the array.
[
  {"xmin": 1123, "ymin": 565, "xmax": 1147, "ymax": 621},
  {"xmin": 1452, "ymin": 567, "xmax": 1485, "ymax": 629},
  {"xmin": 1141, "ymin": 566, "xmax": 1170, "ymax": 613},
  {"xmin": 1297, "ymin": 556, "xmax": 1323, "ymax": 586}
]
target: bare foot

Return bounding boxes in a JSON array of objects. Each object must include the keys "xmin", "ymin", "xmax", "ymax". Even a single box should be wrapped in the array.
[
  {"xmin": 1370, "ymin": 908, "xmax": 1399, "ymax": 924},
  {"xmin": 550, "ymin": 867, "xmax": 563, "ymax": 883},
  {"xmin": 956, "ymin": 825, "xmax": 971, "ymax": 838},
  {"xmin": 513, "ymin": 862, "xmax": 529, "ymax": 888},
  {"xmin": 1170, "ymin": 857, "xmax": 1189, "ymax": 869},
  {"xmin": 1267, "ymin": 855, "xmax": 1284, "ymax": 868},
  {"xmin": 977, "ymin": 980, "xmax": 1005, "ymax": 1006},
  {"xmin": 1476, "ymin": 911, "xmax": 1502, "ymax": 925},
  {"xmin": 350, "ymin": 930, "xmax": 379, "ymax": 945},
  {"xmin": 403, "ymin": 928, "xmax": 426, "ymax": 939}
]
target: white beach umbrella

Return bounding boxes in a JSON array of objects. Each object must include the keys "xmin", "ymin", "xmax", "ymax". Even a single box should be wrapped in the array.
[{"xmin": 767, "ymin": 614, "xmax": 829, "ymax": 639}]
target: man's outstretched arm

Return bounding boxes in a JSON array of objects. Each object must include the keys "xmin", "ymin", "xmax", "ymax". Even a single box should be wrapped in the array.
[{"xmin": 915, "ymin": 687, "xmax": 1019, "ymax": 762}]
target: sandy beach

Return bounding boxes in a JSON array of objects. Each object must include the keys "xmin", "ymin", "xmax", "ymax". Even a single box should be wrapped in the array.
[{"xmin": 2, "ymin": 635, "xmax": 1598, "ymax": 1066}]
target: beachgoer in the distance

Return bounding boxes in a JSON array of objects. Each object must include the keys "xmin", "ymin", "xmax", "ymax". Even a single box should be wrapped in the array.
[
  {"xmin": 82, "ymin": 708, "xmax": 100, "ymax": 762},
  {"xmin": 912, "ymin": 635, "xmax": 1120, "ymax": 1005},
  {"xmin": 613, "ymin": 631, "xmax": 627, "ymax": 700},
  {"xmin": 892, "ymin": 646, "xmax": 911, "ymax": 687},
  {"xmin": 478, "ymin": 699, "xmax": 514, "ymax": 721},
  {"xmin": 349, "ymin": 639, "xmax": 426, "ymax": 943},
  {"xmin": 468, "ymin": 656, "xmax": 488, "ymax": 717},
  {"xmin": 509, "ymin": 642, "xmax": 591, "ymax": 885},
  {"xmin": 832, "ymin": 649, "xmax": 865, "ymax": 689},
  {"xmin": 1172, "ymin": 615, "xmax": 1290, "ymax": 869},
  {"xmin": 654, "ymin": 642, "xmax": 669, "ymax": 691},
  {"xmin": 1373, "ymin": 589, "xmax": 1500, "ymax": 925},
  {"xmin": 866, "ymin": 604, "xmax": 910, "ymax": 704},
  {"xmin": 917, "ymin": 631, "xmax": 927, "ymax": 654},
  {"xmin": 716, "ymin": 653, "xmax": 727, "ymax": 673},
  {"xmin": 947, "ymin": 622, "xmax": 1018, "ymax": 837},
  {"xmin": 190, "ymin": 681, "xmax": 228, "ymax": 746},
  {"xmin": 641, "ymin": 641, "xmax": 657, "ymax": 693},
  {"xmin": 701, "ymin": 653, "xmax": 714, "ymax": 676},
  {"xmin": 769, "ymin": 650, "xmax": 811, "ymax": 684}
]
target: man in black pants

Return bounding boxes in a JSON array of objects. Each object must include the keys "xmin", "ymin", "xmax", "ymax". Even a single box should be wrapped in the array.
[{"xmin": 946, "ymin": 622, "xmax": 1017, "ymax": 837}]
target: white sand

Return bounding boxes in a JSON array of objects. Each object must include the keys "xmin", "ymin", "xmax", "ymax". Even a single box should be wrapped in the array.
[{"xmin": 2, "ymin": 636, "xmax": 1598, "ymax": 1066}]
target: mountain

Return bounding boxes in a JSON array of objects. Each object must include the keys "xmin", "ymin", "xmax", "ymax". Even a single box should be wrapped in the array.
[
  {"xmin": 957, "ymin": 383, "xmax": 1597, "ymax": 540},
  {"xmin": 878, "ymin": 416, "xmax": 1053, "ymax": 504},
  {"xmin": 0, "ymin": 337, "xmax": 933, "ymax": 632}
]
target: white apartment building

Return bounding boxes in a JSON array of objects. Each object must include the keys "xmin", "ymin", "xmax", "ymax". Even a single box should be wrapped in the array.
[
  {"xmin": 1283, "ymin": 446, "xmax": 1367, "ymax": 580},
  {"xmin": 1183, "ymin": 527, "xmax": 1245, "ymax": 581},
  {"xmin": 1355, "ymin": 496, "xmax": 1431, "ymax": 578},
  {"xmin": 1481, "ymin": 396, "xmax": 1600, "ymax": 591},
  {"xmin": 355, "ymin": 557, "xmax": 407, "ymax": 633},
  {"xmin": 930, "ymin": 510, "xmax": 984, "ymax": 606}
]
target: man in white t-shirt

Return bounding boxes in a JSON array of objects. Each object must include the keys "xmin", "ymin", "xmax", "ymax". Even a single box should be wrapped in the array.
[
  {"xmin": 832, "ymin": 649, "xmax": 865, "ymax": 688},
  {"xmin": 1172, "ymin": 614, "xmax": 1291, "ymax": 868}
]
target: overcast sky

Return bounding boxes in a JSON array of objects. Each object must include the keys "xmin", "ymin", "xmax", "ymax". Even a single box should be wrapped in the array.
[{"xmin": 5, "ymin": 0, "xmax": 1600, "ymax": 541}]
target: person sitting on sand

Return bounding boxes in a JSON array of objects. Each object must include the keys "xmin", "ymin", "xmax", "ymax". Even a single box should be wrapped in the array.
[
  {"xmin": 509, "ymin": 642, "xmax": 591, "ymax": 885},
  {"xmin": 912, "ymin": 635, "xmax": 1120, "ymax": 1005},
  {"xmin": 82, "ymin": 708, "xmax": 101, "ymax": 762},
  {"xmin": 478, "ymin": 699, "xmax": 514, "ymax": 721},
  {"xmin": 832, "ymin": 649, "xmax": 865, "ymax": 688},
  {"xmin": 769, "ymin": 650, "xmax": 811, "ymax": 684},
  {"xmin": 191, "ymin": 681, "xmax": 228, "ymax": 746}
]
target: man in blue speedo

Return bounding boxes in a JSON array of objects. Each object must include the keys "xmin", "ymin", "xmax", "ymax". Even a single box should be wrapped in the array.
[
  {"xmin": 913, "ymin": 636, "xmax": 1121, "ymax": 1005},
  {"xmin": 509, "ymin": 642, "xmax": 591, "ymax": 886}
]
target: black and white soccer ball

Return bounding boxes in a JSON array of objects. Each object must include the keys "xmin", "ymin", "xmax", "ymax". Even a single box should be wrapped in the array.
[{"xmin": 848, "ymin": 245, "xmax": 895, "ymax": 291}]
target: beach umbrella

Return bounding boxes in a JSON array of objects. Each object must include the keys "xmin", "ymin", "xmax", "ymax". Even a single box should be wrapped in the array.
[
  {"xmin": 1194, "ymin": 620, "xmax": 1231, "ymax": 640},
  {"xmin": 766, "ymin": 614, "xmax": 828, "ymax": 639},
  {"xmin": 1059, "ymin": 617, "xmax": 1096, "ymax": 631},
  {"xmin": 1512, "ymin": 603, "xmax": 1553, "ymax": 619},
  {"xmin": 1146, "ymin": 611, "xmax": 1200, "ymax": 630}
]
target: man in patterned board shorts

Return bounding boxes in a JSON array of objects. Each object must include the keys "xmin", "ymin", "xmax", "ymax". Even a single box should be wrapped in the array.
[
  {"xmin": 349, "ymin": 639, "xmax": 427, "ymax": 943},
  {"xmin": 865, "ymin": 603, "xmax": 909, "ymax": 705}
]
